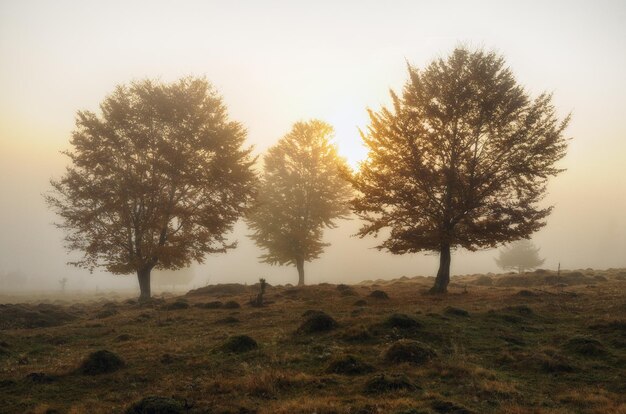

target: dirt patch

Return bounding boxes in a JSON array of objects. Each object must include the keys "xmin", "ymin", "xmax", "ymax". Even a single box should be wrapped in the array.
[{"xmin": 79, "ymin": 350, "xmax": 125, "ymax": 375}]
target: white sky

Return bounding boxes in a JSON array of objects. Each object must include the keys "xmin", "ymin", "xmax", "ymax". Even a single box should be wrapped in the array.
[{"xmin": 0, "ymin": 0, "xmax": 625, "ymax": 291}]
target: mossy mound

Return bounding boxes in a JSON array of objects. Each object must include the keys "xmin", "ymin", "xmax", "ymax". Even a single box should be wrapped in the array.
[
  {"xmin": 353, "ymin": 299, "xmax": 368, "ymax": 307},
  {"xmin": 222, "ymin": 300, "xmax": 241, "ymax": 309},
  {"xmin": 163, "ymin": 300, "xmax": 189, "ymax": 310},
  {"xmin": 384, "ymin": 340, "xmax": 436, "ymax": 365},
  {"xmin": 342, "ymin": 326, "xmax": 374, "ymax": 343},
  {"xmin": 214, "ymin": 316, "xmax": 240, "ymax": 325},
  {"xmin": 115, "ymin": 334, "xmax": 133, "ymax": 342},
  {"xmin": 326, "ymin": 355, "xmax": 375, "ymax": 375},
  {"xmin": 194, "ymin": 301, "xmax": 223, "ymax": 309},
  {"xmin": 363, "ymin": 373, "xmax": 417, "ymax": 394},
  {"xmin": 564, "ymin": 336, "xmax": 608, "ymax": 357},
  {"xmin": 443, "ymin": 307, "xmax": 469, "ymax": 317},
  {"xmin": 125, "ymin": 396, "xmax": 185, "ymax": 414},
  {"xmin": 431, "ymin": 399, "xmax": 474, "ymax": 414},
  {"xmin": 589, "ymin": 320, "xmax": 626, "ymax": 333},
  {"xmin": 79, "ymin": 350, "xmax": 125, "ymax": 375},
  {"xmin": 368, "ymin": 290, "xmax": 390, "ymax": 300},
  {"xmin": 0, "ymin": 303, "xmax": 77, "ymax": 329},
  {"xmin": 302, "ymin": 309, "xmax": 325, "ymax": 317},
  {"xmin": 95, "ymin": 308, "xmax": 118, "ymax": 319},
  {"xmin": 384, "ymin": 313, "xmax": 422, "ymax": 329},
  {"xmin": 297, "ymin": 311, "xmax": 338, "ymax": 334},
  {"xmin": 187, "ymin": 283, "xmax": 248, "ymax": 296},
  {"xmin": 25, "ymin": 372, "xmax": 56, "ymax": 384},
  {"xmin": 219, "ymin": 335, "xmax": 258, "ymax": 353},
  {"xmin": 471, "ymin": 276, "xmax": 493, "ymax": 286}
]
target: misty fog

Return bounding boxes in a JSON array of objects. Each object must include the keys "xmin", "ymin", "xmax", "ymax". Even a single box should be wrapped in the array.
[{"xmin": 1, "ymin": 0, "xmax": 625, "ymax": 296}]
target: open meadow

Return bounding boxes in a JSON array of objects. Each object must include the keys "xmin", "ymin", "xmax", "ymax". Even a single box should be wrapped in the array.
[{"xmin": 1, "ymin": 269, "xmax": 625, "ymax": 414}]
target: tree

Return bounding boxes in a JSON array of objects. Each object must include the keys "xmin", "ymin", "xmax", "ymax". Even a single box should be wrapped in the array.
[
  {"xmin": 350, "ymin": 48, "xmax": 569, "ymax": 293},
  {"xmin": 46, "ymin": 77, "xmax": 257, "ymax": 300},
  {"xmin": 247, "ymin": 120, "xmax": 352, "ymax": 286},
  {"xmin": 495, "ymin": 239, "xmax": 545, "ymax": 274}
]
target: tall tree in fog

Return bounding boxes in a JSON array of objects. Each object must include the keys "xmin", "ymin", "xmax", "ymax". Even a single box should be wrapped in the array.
[
  {"xmin": 351, "ymin": 48, "xmax": 569, "ymax": 293},
  {"xmin": 247, "ymin": 120, "xmax": 352, "ymax": 286},
  {"xmin": 495, "ymin": 239, "xmax": 545, "ymax": 274},
  {"xmin": 46, "ymin": 78, "xmax": 257, "ymax": 300}
]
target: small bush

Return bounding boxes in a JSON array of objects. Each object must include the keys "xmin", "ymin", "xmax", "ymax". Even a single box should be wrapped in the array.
[
  {"xmin": 384, "ymin": 313, "xmax": 422, "ymax": 329},
  {"xmin": 326, "ymin": 355, "xmax": 375, "ymax": 375},
  {"xmin": 369, "ymin": 290, "xmax": 390, "ymax": 300},
  {"xmin": 384, "ymin": 340, "xmax": 436, "ymax": 365},
  {"xmin": 80, "ymin": 350, "xmax": 125, "ymax": 375},
  {"xmin": 363, "ymin": 373, "xmax": 417, "ymax": 394},
  {"xmin": 297, "ymin": 312, "xmax": 338, "ymax": 334},
  {"xmin": 220, "ymin": 335, "xmax": 258, "ymax": 353},
  {"xmin": 125, "ymin": 396, "xmax": 185, "ymax": 414},
  {"xmin": 444, "ymin": 307, "xmax": 469, "ymax": 317}
]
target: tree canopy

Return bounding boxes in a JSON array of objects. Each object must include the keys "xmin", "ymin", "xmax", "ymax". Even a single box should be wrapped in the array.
[
  {"xmin": 46, "ymin": 77, "xmax": 257, "ymax": 299},
  {"xmin": 350, "ymin": 48, "xmax": 569, "ymax": 293},
  {"xmin": 247, "ymin": 120, "xmax": 352, "ymax": 285},
  {"xmin": 495, "ymin": 239, "xmax": 546, "ymax": 274}
]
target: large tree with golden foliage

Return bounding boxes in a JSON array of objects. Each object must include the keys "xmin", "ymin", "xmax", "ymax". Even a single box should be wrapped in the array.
[
  {"xmin": 46, "ymin": 78, "xmax": 257, "ymax": 300},
  {"xmin": 247, "ymin": 120, "xmax": 352, "ymax": 286},
  {"xmin": 351, "ymin": 48, "xmax": 569, "ymax": 293}
]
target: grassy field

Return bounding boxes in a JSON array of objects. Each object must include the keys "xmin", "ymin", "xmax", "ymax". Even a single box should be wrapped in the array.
[{"xmin": 1, "ymin": 268, "xmax": 625, "ymax": 414}]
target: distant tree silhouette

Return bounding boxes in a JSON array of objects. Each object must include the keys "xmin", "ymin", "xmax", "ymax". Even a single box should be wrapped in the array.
[
  {"xmin": 495, "ymin": 239, "xmax": 545, "ymax": 274},
  {"xmin": 247, "ymin": 120, "xmax": 352, "ymax": 286},
  {"xmin": 46, "ymin": 78, "xmax": 257, "ymax": 300},
  {"xmin": 350, "ymin": 47, "xmax": 569, "ymax": 293},
  {"xmin": 152, "ymin": 267, "xmax": 195, "ymax": 292}
]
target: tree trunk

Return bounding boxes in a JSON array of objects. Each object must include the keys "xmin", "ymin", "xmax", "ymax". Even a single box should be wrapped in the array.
[
  {"xmin": 296, "ymin": 257, "xmax": 305, "ymax": 286},
  {"xmin": 137, "ymin": 267, "xmax": 152, "ymax": 301},
  {"xmin": 430, "ymin": 244, "xmax": 451, "ymax": 293}
]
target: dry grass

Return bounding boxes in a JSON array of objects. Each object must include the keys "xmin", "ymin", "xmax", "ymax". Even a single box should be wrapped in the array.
[{"xmin": 1, "ymin": 268, "xmax": 625, "ymax": 413}]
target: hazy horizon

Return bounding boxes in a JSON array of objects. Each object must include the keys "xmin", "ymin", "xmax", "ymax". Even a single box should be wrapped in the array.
[{"xmin": 1, "ymin": 0, "xmax": 625, "ymax": 293}]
